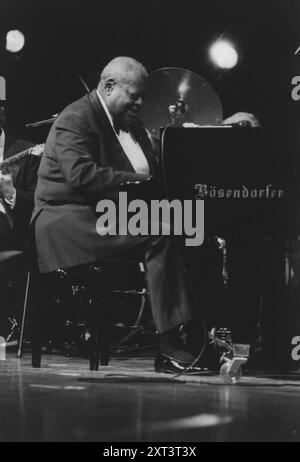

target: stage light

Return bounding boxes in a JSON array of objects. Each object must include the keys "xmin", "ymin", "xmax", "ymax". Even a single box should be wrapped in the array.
[
  {"xmin": 6, "ymin": 30, "xmax": 25, "ymax": 53},
  {"xmin": 209, "ymin": 40, "xmax": 238, "ymax": 69}
]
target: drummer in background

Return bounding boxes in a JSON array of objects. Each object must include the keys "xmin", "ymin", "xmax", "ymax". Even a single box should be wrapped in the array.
[{"xmin": 222, "ymin": 112, "xmax": 261, "ymax": 127}]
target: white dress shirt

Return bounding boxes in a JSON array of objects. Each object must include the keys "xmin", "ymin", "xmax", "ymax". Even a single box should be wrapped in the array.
[{"xmin": 96, "ymin": 90, "xmax": 150, "ymax": 175}]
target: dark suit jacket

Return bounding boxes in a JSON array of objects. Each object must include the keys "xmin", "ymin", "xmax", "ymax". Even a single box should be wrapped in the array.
[
  {"xmin": 0, "ymin": 133, "xmax": 40, "ymax": 251},
  {"xmin": 33, "ymin": 89, "xmax": 157, "ymax": 273}
]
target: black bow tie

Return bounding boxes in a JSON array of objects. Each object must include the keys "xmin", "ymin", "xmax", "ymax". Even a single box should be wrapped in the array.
[{"xmin": 113, "ymin": 119, "xmax": 130, "ymax": 134}]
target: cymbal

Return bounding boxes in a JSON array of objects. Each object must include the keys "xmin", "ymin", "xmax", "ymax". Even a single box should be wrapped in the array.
[{"xmin": 139, "ymin": 67, "xmax": 223, "ymax": 136}]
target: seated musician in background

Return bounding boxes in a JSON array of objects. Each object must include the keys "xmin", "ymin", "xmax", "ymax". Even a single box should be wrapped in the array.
[
  {"xmin": 32, "ymin": 56, "xmax": 209, "ymax": 374},
  {"xmin": 0, "ymin": 99, "xmax": 43, "ymax": 340},
  {"xmin": 0, "ymin": 99, "xmax": 43, "ymax": 251}
]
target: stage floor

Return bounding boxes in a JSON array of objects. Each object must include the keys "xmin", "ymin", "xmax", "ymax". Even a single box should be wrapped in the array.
[{"xmin": 0, "ymin": 352, "xmax": 300, "ymax": 442}]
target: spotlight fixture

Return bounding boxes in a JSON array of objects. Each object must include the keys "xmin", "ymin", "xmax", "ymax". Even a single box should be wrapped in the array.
[
  {"xmin": 209, "ymin": 40, "xmax": 238, "ymax": 69},
  {"xmin": 6, "ymin": 30, "xmax": 25, "ymax": 53}
]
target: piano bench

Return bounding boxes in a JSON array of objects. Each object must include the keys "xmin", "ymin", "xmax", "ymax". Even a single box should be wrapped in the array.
[
  {"xmin": 30, "ymin": 261, "xmax": 148, "ymax": 371},
  {"xmin": 31, "ymin": 264, "xmax": 113, "ymax": 371}
]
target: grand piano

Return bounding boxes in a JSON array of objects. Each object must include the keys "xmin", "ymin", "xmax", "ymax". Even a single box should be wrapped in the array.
[{"xmin": 138, "ymin": 67, "xmax": 300, "ymax": 369}]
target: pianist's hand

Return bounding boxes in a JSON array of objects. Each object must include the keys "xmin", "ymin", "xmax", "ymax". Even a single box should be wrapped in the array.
[
  {"xmin": 222, "ymin": 112, "xmax": 261, "ymax": 127},
  {"xmin": 0, "ymin": 172, "xmax": 16, "ymax": 201}
]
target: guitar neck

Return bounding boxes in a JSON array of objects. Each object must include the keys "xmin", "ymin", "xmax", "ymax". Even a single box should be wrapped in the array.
[{"xmin": 0, "ymin": 147, "xmax": 32, "ymax": 171}]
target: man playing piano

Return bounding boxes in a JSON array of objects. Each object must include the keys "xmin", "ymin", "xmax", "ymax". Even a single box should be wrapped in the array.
[
  {"xmin": 33, "ymin": 56, "xmax": 263, "ymax": 374},
  {"xmin": 33, "ymin": 56, "xmax": 210, "ymax": 374}
]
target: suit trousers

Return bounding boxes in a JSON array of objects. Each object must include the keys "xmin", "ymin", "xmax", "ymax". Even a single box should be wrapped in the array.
[
  {"xmin": 34, "ymin": 202, "xmax": 205, "ymax": 334},
  {"xmin": 109, "ymin": 235, "xmax": 199, "ymax": 334}
]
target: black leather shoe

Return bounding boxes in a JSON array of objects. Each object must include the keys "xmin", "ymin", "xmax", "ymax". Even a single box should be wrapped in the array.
[{"xmin": 155, "ymin": 352, "xmax": 209, "ymax": 375}]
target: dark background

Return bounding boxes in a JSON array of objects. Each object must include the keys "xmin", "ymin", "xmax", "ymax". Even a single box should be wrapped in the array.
[
  {"xmin": 0, "ymin": 0, "xmax": 299, "ymax": 140},
  {"xmin": 0, "ymin": 0, "xmax": 300, "ymax": 358}
]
